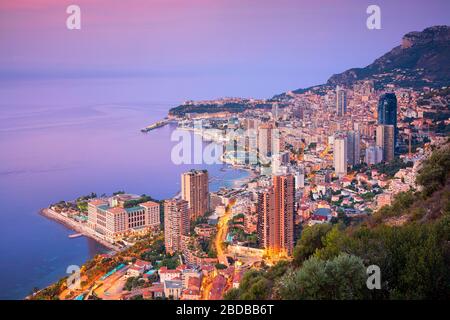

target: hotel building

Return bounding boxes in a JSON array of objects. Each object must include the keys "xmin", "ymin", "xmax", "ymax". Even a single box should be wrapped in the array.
[
  {"xmin": 181, "ymin": 170, "xmax": 209, "ymax": 221},
  {"xmin": 87, "ymin": 195, "xmax": 160, "ymax": 243}
]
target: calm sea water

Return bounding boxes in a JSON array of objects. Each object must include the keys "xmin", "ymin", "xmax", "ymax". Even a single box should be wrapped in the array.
[{"xmin": 0, "ymin": 77, "xmax": 248, "ymax": 299}]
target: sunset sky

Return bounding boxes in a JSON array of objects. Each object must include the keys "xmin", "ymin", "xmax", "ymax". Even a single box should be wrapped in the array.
[{"xmin": 1, "ymin": 0, "xmax": 449, "ymax": 97}]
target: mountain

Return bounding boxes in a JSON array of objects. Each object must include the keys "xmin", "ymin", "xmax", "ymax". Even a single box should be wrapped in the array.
[
  {"xmin": 289, "ymin": 25, "xmax": 450, "ymax": 95},
  {"xmin": 170, "ymin": 26, "xmax": 449, "ymax": 115}
]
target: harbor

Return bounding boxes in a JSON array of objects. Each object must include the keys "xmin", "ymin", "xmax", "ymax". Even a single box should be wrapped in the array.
[{"xmin": 140, "ymin": 118, "xmax": 175, "ymax": 132}]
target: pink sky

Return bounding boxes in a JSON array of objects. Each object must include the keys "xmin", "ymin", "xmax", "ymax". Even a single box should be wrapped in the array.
[{"xmin": 1, "ymin": 0, "xmax": 449, "ymax": 96}]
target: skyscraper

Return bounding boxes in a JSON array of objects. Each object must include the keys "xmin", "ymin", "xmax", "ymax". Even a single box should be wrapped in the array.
[
  {"xmin": 334, "ymin": 135, "xmax": 347, "ymax": 177},
  {"xmin": 257, "ymin": 187, "xmax": 275, "ymax": 252},
  {"xmin": 164, "ymin": 199, "xmax": 189, "ymax": 254},
  {"xmin": 376, "ymin": 125, "xmax": 395, "ymax": 162},
  {"xmin": 272, "ymin": 103, "xmax": 280, "ymax": 120},
  {"xmin": 258, "ymin": 123, "xmax": 275, "ymax": 161},
  {"xmin": 257, "ymin": 174, "xmax": 295, "ymax": 257},
  {"xmin": 181, "ymin": 170, "xmax": 209, "ymax": 221},
  {"xmin": 377, "ymin": 93, "xmax": 397, "ymax": 146},
  {"xmin": 336, "ymin": 86, "xmax": 347, "ymax": 116},
  {"xmin": 346, "ymin": 130, "xmax": 360, "ymax": 166},
  {"xmin": 365, "ymin": 145, "xmax": 383, "ymax": 165}
]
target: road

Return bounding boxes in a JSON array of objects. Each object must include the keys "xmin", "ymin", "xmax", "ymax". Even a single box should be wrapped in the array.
[{"xmin": 215, "ymin": 199, "xmax": 235, "ymax": 266}]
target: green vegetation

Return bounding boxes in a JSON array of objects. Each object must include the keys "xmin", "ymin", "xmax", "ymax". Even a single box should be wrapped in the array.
[
  {"xmin": 51, "ymin": 193, "xmax": 96, "ymax": 213},
  {"xmin": 227, "ymin": 214, "xmax": 258, "ymax": 247},
  {"xmin": 224, "ymin": 261, "xmax": 289, "ymax": 300},
  {"xmin": 416, "ymin": 144, "xmax": 450, "ymax": 197},
  {"xmin": 228, "ymin": 142, "xmax": 450, "ymax": 300},
  {"xmin": 199, "ymin": 237, "xmax": 217, "ymax": 258},
  {"xmin": 374, "ymin": 191, "xmax": 415, "ymax": 221},
  {"xmin": 124, "ymin": 276, "xmax": 146, "ymax": 291},
  {"xmin": 169, "ymin": 102, "xmax": 271, "ymax": 116},
  {"xmin": 372, "ymin": 158, "xmax": 413, "ymax": 178},
  {"xmin": 278, "ymin": 254, "xmax": 366, "ymax": 299},
  {"xmin": 215, "ymin": 263, "xmax": 227, "ymax": 270},
  {"xmin": 139, "ymin": 238, "xmax": 180, "ymax": 269},
  {"xmin": 124, "ymin": 194, "xmax": 159, "ymax": 208},
  {"xmin": 31, "ymin": 234, "xmax": 163, "ymax": 300}
]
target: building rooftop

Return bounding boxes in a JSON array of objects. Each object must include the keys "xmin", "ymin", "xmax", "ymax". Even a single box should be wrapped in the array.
[
  {"xmin": 89, "ymin": 199, "xmax": 108, "ymax": 206},
  {"xmin": 108, "ymin": 207, "xmax": 126, "ymax": 214},
  {"xmin": 139, "ymin": 201, "xmax": 160, "ymax": 208},
  {"xmin": 314, "ymin": 208, "xmax": 332, "ymax": 217},
  {"xmin": 125, "ymin": 206, "xmax": 144, "ymax": 213}
]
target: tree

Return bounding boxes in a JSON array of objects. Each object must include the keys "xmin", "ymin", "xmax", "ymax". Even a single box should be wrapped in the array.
[
  {"xmin": 416, "ymin": 145, "xmax": 450, "ymax": 197},
  {"xmin": 215, "ymin": 263, "xmax": 227, "ymax": 270},
  {"xmin": 232, "ymin": 270, "xmax": 271, "ymax": 300},
  {"xmin": 277, "ymin": 253, "xmax": 366, "ymax": 300},
  {"xmin": 292, "ymin": 224, "xmax": 332, "ymax": 266},
  {"xmin": 314, "ymin": 225, "xmax": 349, "ymax": 260},
  {"xmin": 223, "ymin": 288, "xmax": 240, "ymax": 300},
  {"xmin": 240, "ymin": 277, "xmax": 271, "ymax": 300}
]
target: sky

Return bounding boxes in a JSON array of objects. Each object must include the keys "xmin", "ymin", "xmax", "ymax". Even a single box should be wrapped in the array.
[{"xmin": 0, "ymin": 0, "xmax": 449, "ymax": 98}]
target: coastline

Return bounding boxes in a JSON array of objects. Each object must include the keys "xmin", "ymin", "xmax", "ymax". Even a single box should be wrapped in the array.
[
  {"xmin": 39, "ymin": 208, "xmax": 120, "ymax": 252},
  {"xmin": 38, "ymin": 122, "xmax": 257, "ymax": 259}
]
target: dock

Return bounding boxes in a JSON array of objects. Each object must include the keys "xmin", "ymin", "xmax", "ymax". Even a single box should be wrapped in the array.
[{"xmin": 141, "ymin": 118, "xmax": 174, "ymax": 132}]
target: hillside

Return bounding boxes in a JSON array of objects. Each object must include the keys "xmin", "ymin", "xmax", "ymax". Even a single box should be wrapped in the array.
[
  {"xmin": 276, "ymin": 25, "xmax": 450, "ymax": 98},
  {"xmin": 225, "ymin": 140, "xmax": 450, "ymax": 300},
  {"xmin": 326, "ymin": 26, "xmax": 450, "ymax": 89},
  {"xmin": 170, "ymin": 26, "xmax": 449, "ymax": 114}
]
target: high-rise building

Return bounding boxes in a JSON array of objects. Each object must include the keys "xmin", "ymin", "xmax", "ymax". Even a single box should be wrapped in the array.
[
  {"xmin": 257, "ymin": 188, "xmax": 275, "ymax": 252},
  {"xmin": 272, "ymin": 103, "xmax": 280, "ymax": 120},
  {"xmin": 333, "ymin": 135, "xmax": 348, "ymax": 177},
  {"xmin": 365, "ymin": 145, "xmax": 383, "ymax": 165},
  {"xmin": 295, "ymin": 170, "xmax": 305, "ymax": 189},
  {"xmin": 181, "ymin": 170, "xmax": 209, "ymax": 221},
  {"xmin": 164, "ymin": 199, "xmax": 190, "ymax": 254},
  {"xmin": 376, "ymin": 125, "xmax": 395, "ymax": 162},
  {"xmin": 258, "ymin": 123, "xmax": 275, "ymax": 161},
  {"xmin": 257, "ymin": 174, "xmax": 295, "ymax": 257},
  {"xmin": 336, "ymin": 86, "xmax": 347, "ymax": 116},
  {"xmin": 346, "ymin": 130, "xmax": 360, "ymax": 166},
  {"xmin": 377, "ymin": 93, "xmax": 397, "ymax": 146}
]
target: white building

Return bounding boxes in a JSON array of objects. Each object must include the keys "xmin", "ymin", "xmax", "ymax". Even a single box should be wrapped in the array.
[
  {"xmin": 334, "ymin": 135, "xmax": 347, "ymax": 177},
  {"xmin": 365, "ymin": 146, "xmax": 383, "ymax": 165}
]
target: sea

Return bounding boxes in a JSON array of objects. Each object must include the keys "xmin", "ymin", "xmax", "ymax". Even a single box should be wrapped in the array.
[{"xmin": 0, "ymin": 77, "xmax": 249, "ymax": 299}]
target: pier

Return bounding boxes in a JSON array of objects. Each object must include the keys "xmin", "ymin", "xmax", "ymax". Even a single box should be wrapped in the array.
[{"xmin": 140, "ymin": 118, "xmax": 174, "ymax": 132}]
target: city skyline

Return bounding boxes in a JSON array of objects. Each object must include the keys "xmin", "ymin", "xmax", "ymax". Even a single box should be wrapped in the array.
[
  {"xmin": 1, "ymin": 1, "xmax": 450, "ymax": 100},
  {"xmin": 0, "ymin": 0, "xmax": 448, "ymax": 303}
]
